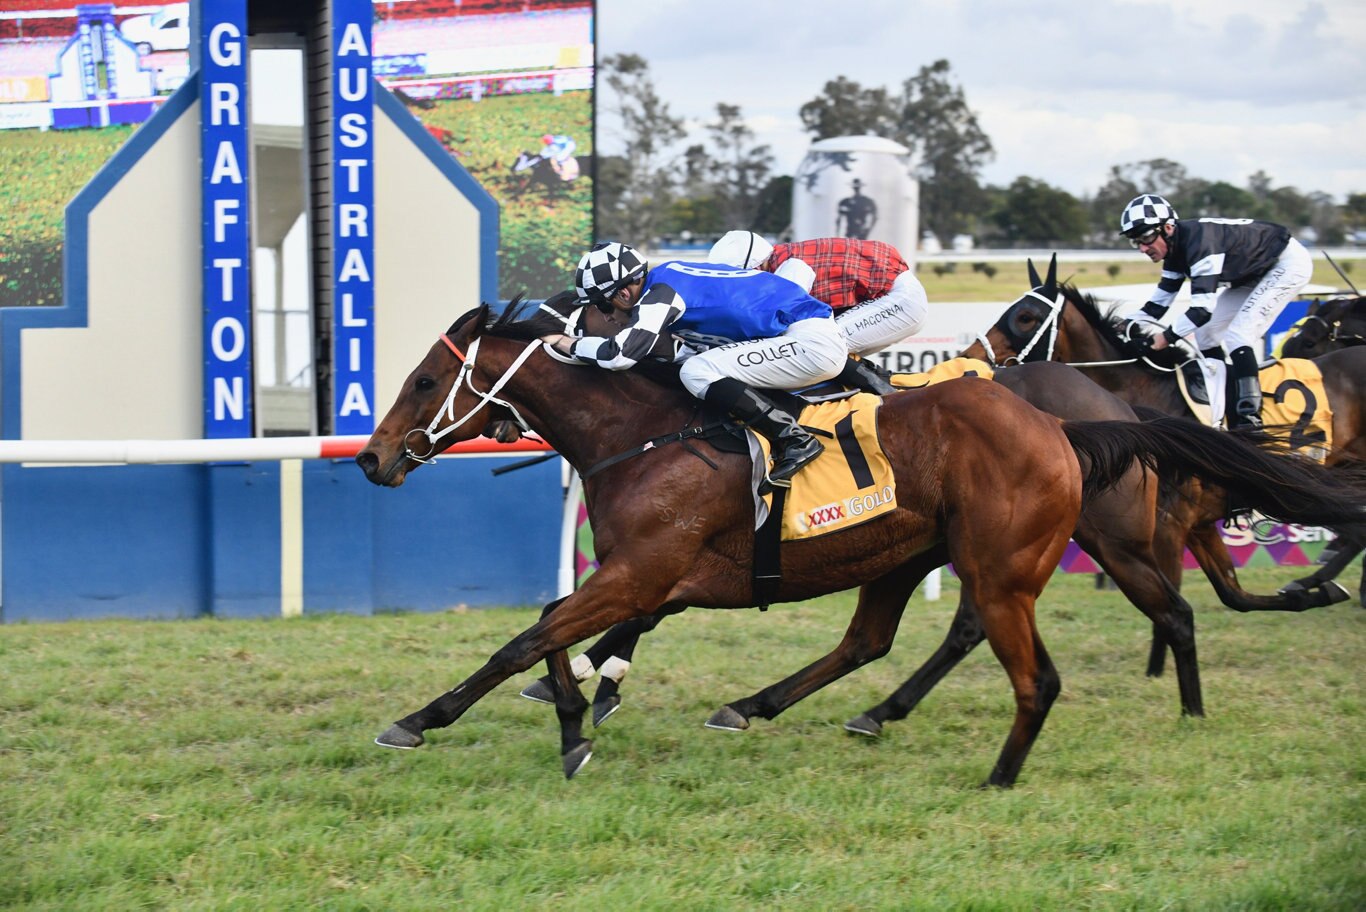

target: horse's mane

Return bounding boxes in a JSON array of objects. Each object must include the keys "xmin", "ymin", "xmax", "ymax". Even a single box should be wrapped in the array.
[
  {"xmin": 472, "ymin": 291, "xmax": 686, "ymax": 390},
  {"xmin": 486, "ymin": 292, "xmax": 582, "ymax": 341},
  {"xmin": 1058, "ymin": 282, "xmax": 1186, "ymax": 371}
]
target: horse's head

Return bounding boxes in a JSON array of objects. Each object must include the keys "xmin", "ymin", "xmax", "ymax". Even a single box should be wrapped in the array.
[
  {"xmin": 356, "ymin": 305, "xmax": 500, "ymax": 486},
  {"xmin": 1281, "ymin": 302, "xmax": 1337, "ymax": 359},
  {"xmin": 1282, "ymin": 297, "xmax": 1366, "ymax": 358},
  {"xmin": 357, "ymin": 293, "xmax": 579, "ymax": 486},
  {"xmin": 964, "ymin": 255, "xmax": 1175, "ymax": 369},
  {"xmin": 965, "ymin": 254, "xmax": 1062, "ymax": 366}
]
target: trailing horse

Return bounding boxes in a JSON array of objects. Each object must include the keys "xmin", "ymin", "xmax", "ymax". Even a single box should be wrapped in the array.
[
  {"xmin": 1280, "ymin": 296, "xmax": 1366, "ymax": 359},
  {"xmin": 963, "ymin": 258, "xmax": 1366, "ymax": 657},
  {"xmin": 356, "ymin": 300, "xmax": 1366, "ymax": 786}
]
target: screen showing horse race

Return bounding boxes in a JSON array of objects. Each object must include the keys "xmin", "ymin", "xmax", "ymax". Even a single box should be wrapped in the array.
[
  {"xmin": 0, "ymin": 1, "xmax": 190, "ymax": 307},
  {"xmin": 0, "ymin": 0, "xmax": 594, "ymax": 308},
  {"xmin": 372, "ymin": 0, "xmax": 594, "ymax": 299}
]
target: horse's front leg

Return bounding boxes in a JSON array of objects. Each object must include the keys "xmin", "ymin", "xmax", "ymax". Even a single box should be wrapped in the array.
[
  {"xmin": 521, "ymin": 607, "xmax": 685, "ymax": 726},
  {"xmin": 589, "ymin": 603, "xmax": 686, "ymax": 727},
  {"xmin": 374, "ymin": 562, "xmax": 675, "ymax": 776}
]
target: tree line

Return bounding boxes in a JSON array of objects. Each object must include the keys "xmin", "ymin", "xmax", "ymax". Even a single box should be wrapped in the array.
[{"xmin": 595, "ymin": 54, "xmax": 1366, "ymax": 248}]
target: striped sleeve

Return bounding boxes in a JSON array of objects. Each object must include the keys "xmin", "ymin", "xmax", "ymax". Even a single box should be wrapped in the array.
[
  {"xmin": 1149, "ymin": 269, "xmax": 1185, "ymax": 310},
  {"xmin": 570, "ymin": 285, "xmax": 684, "ymax": 370}
]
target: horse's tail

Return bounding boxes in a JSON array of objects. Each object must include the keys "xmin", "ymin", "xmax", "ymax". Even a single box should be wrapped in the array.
[{"xmin": 1061, "ymin": 416, "xmax": 1366, "ymax": 533}]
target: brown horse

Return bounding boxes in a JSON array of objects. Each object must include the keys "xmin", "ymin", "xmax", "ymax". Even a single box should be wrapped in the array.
[
  {"xmin": 356, "ymin": 300, "xmax": 1366, "ymax": 785},
  {"xmin": 963, "ymin": 260, "xmax": 1366, "ymax": 656},
  {"xmin": 526, "ymin": 295, "xmax": 1366, "ymax": 731}
]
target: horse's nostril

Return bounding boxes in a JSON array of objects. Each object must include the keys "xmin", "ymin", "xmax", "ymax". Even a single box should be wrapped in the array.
[{"xmin": 356, "ymin": 451, "xmax": 378, "ymax": 474}]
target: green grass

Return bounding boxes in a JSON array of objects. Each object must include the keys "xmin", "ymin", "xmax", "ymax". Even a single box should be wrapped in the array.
[
  {"xmin": 916, "ymin": 257, "xmax": 1361, "ymax": 304},
  {"xmin": 1, "ymin": 567, "xmax": 1361, "ymax": 910}
]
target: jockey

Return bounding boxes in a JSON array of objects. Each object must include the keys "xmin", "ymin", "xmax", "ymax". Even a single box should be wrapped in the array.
[
  {"xmin": 1119, "ymin": 193, "xmax": 1313, "ymax": 428},
  {"xmin": 539, "ymin": 133, "xmax": 578, "ymax": 179},
  {"xmin": 541, "ymin": 241, "xmax": 848, "ymax": 490},
  {"xmin": 708, "ymin": 230, "xmax": 928, "ymax": 395}
]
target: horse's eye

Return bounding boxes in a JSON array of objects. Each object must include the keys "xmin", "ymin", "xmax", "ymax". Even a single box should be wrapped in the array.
[{"xmin": 415, "ymin": 376, "xmax": 437, "ymax": 392}]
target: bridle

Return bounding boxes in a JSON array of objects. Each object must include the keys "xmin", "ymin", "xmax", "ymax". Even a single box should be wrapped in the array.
[
  {"xmin": 401, "ymin": 332, "xmax": 546, "ymax": 464},
  {"xmin": 977, "ymin": 287, "xmax": 1175, "ymax": 372},
  {"xmin": 974, "ymin": 288, "xmax": 1063, "ymax": 367},
  {"xmin": 1299, "ymin": 313, "xmax": 1366, "ymax": 348}
]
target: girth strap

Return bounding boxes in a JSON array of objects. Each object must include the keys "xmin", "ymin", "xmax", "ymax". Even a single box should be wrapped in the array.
[{"xmin": 752, "ymin": 486, "xmax": 786, "ymax": 610}]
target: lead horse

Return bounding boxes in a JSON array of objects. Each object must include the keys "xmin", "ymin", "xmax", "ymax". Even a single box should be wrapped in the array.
[{"xmin": 356, "ymin": 300, "xmax": 1366, "ymax": 785}]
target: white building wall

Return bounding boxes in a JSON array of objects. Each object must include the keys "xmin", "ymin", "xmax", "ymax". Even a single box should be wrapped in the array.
[{"xmin": 22, "ymin": 100, "xmax": 202, "ymax": 440}]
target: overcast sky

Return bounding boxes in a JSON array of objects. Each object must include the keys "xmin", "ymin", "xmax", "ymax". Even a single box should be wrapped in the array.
[{"xmin": 594, "ymin": 0, "xmax": 1366, "ymax": 202}]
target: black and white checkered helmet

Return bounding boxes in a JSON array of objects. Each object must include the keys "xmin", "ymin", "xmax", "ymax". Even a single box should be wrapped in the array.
[
  {"xmin": 574, "ymin": 242, "xmax": 648, "ymax": 307},
  {"xmin": 1119, "ymin": 194, "xmax": 1179, "ymax": 238}
]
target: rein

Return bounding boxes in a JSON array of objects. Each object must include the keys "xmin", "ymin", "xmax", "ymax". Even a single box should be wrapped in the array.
[
  {"xmin": 580, "ymin": 414, "xmax": 730, "ymax": 479},
  {"xmin": 984, "ymin": 289, "xmax": 1177, "ymax": 373},
  {"xmin": 406, "ymin": 328, "xmax": 733, "ymax": 478}
]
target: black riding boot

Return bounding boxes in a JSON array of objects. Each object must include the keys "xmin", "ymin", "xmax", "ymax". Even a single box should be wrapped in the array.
[
  {"xmin": 835, "ymin": 356, "xmax": 897, "ymax": 395},
  {"xmin": 1227, "ymin": 345, "xmax": 1263, "ymax": 429},
  {"xmin": 706, "ymin": 378, "xmax": 824, "ymax": 489}
]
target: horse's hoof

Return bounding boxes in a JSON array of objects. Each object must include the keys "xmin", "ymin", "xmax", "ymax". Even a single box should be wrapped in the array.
[
  {"xmin": 562, "ymin": 740, "xmax": 593, "ymax": 779},
  {"xmin": 375, "ymin": 724, "xmax": 424, "ymax": 750},
  {"xmin": 592, "ymin": 694, "xmax": 622, "ymax": 728},
  {"xmin": 520, "ymin": 677, "xmax": 555, "ymax": 705},
  {"xmin": 1317, "ymin": 580, "xmax": 1351, "ymax": 606},
  {"xmin": 1278, "ymin": 580, "xmax": 1306, "ymax": 594},
  {"xmin": 843, "ymin": 713, "xmax": 883, "ymax": 737},
  {"xmin": 704, "ymin": 705, "xmax": 749, "ymax": 731}
]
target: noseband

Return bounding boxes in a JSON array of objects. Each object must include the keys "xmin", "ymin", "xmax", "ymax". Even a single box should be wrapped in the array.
[{"xmin": 402, "ymin": 332, "xmax": 543, "ymax": 464}]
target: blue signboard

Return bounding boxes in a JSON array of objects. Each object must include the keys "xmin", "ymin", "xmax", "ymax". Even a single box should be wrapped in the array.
[
  {"xmin": 332, "ymin": 0, "xmax": 376, "ymax": 435},
  {"xmin": 199, "ymin": 0, "xmax": 253, "ymax": 438}
]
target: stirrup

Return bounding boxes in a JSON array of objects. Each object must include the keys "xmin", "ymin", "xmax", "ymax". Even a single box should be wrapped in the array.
[{"xmin": 767, "ymin": 436, "xmax": 824, "ymax": 487}]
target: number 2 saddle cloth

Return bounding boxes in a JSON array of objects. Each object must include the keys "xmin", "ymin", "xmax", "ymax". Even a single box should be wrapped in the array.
[{"xmin": 1175, "ymin": 357, "xmax": 1333, "ymax": 462}]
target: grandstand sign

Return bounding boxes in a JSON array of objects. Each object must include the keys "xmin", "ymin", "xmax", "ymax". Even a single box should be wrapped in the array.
[
  {"xmin": 199, "ymin": 0, "xmax": 253, "ymax": 437},
  {"xmin": 332, "ymin": 0, "xmax": 375, "ymax": 435}
]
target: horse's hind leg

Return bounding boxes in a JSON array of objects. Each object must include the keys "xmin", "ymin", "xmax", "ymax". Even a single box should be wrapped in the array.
[
  {"xmin": 953, "ymin": 521, "xmax": 1071, "ymax": 788},
  {"xmin": 705, "ymin": 554, "xmax": 939, "ymax": 731},
  {"xmin": 844, "ymin": 598, "xmax": 984, "ymax": 736},
  {"xmin": 966, "ymin": 579, "xmax": 1061, "ymax": 789},
  {"xmin": 1077, "ymin": 522, "xmax": 1203, "ymax": 717}
]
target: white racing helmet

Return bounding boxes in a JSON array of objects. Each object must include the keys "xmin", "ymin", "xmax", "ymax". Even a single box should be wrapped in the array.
[
  {"xmin": 574, "ymin": 241, "xmax": 649, "ymax": 309},
  {"xmin": 773, "ymin": 257, "xmax": 816, "ymax": 293},
  {"xmin": 707, "ymin": 230, "xmax": 774, "ymax": 269}
]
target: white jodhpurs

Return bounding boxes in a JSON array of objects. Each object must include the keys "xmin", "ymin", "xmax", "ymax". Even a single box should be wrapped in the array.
[
  {"xmin": 678, "ymin": 317, "xmax": 848, "ymax": 398},
  {"xmin": 836, "ymin": 271, "xmax": 929, "ymax": 355},
  {"xmin": 1186, "ymin": 237, "xmax": 1313, "ymax": 354}
]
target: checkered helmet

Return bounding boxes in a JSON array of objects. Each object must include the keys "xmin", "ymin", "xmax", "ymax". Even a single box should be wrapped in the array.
[
  {"xmin": 1119, "ymin": 194, "xmax": 1179, "ymax": 238},
  {"xmin": 574, "ymin": 241, "xmax": 649, "ymax": 310}
]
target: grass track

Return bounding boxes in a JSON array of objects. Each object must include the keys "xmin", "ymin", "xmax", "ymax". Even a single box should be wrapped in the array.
[{"xmin": 0, "ymin": 568, "xmax": 1362, "ymax": 910}]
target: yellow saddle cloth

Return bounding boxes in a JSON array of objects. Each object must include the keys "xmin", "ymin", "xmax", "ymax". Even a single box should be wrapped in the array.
[
  {"xmin": 889, "ymin": 356, "xmax": 994, "ymax": 389},
  {"xmin": 753, "ymin": 394, "xmax": 896, "ymax": 541},
  {"xmin": 1259, "ymin": 359, "xmax": 1333, "ymax": 461}
]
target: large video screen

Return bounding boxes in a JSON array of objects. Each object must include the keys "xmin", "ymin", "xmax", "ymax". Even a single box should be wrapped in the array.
[
  {"xmin": 0, "ymin": 1, "xmax": 592, "ymax": 309},
  {"xmin": 0, "ymin": 1, "xmax": 188, "ymax": 307},
  {"xmin": 373, "ymin": 0, "xmax": 594, "ymax": 299}
]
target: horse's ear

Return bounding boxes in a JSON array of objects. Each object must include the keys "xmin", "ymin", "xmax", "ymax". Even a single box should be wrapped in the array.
[
  {"xmin": 1026, "ymin": 258, "xmax": 1042, "ymax": 289},
  {"xmin": 1043, "ymin": 253, "xmax": 1058, "ymax": 298}
]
